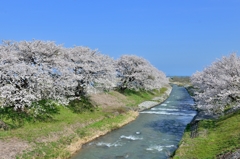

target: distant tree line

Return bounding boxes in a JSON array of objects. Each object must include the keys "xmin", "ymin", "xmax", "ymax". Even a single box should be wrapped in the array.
[
  {"xmin": 169, "ymin": 76, "xmax": 190, "ymax": 85},
  {"xmin": 191, "ymin": 53, "xmax": 240, "ymax": 114},
  {"xmin": 0, "ymin": 40, "xmax": 169, "ymax": 120}
]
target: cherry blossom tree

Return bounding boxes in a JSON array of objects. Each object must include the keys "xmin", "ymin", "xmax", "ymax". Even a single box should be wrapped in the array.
[
  {"xmin": 116, "ymin": 55, "xmax": 168, "ymax": 91},
  {"xmin": 0, "ymin": 40, "xmax": 71, "ymax": 116},
  {"xmin": 63, "ymin": 46, "xmax": 117, "ymax": 94},
  {"xmin": 0, "ymin": 40, "xmax": 117, "ymax": 117},
  {"xmin": 191, "ymin": 53, "xmax": 240, "ymax": 114}
]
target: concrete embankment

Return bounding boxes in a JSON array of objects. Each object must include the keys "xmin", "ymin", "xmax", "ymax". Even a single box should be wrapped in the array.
[{"xmin": 138, "ymin": 85, "xmax": 172, "ymax": 111}]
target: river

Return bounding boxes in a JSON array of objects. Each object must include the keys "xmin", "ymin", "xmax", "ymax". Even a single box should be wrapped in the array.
[{"xmin": 72, "ymin": 85, "xmax": 196, "ymax": 159}]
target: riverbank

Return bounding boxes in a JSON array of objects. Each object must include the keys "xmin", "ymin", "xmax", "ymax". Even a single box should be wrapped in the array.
[
  {"xmin": 170, "ymin": 79, "xmax": 240, "ymax": 159},
  {"xmin": 172, "ymin": 109, "xmax": 240, "ymax": 159},
  {"xmin": 0, "ymin": 86, "xmax": 171, "ymax": 159},
  {"xmin": 138, "ymin": 85, "xmax": 172, "ymax": 111}
]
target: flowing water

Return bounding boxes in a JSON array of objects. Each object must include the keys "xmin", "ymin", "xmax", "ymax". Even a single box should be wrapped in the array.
[{"xmin": 72, "ymin": 85, "xmax": 196, "ymax": 159}]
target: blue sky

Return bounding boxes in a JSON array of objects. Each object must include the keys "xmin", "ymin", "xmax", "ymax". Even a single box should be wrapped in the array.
[{"xmin": 1, "ymin": 0, "xmax": 240, "ymax": 76}]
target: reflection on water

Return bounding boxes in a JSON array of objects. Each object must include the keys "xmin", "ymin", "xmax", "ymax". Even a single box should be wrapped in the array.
[{"xmin": 72, "ymin": 85, "xmax": 196, "ymax": 159}]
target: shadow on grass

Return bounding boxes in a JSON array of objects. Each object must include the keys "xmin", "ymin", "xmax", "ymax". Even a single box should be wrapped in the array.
[
  {"xmin": 0, "ymin": 100, "xmax": 61, "ymax": 129},
  {"xmin": 68, "ymin": 96, "xmax": 96, "ymax": 114}
]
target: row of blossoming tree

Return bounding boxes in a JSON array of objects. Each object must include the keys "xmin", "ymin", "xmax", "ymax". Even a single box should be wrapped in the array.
[
  {"xmin": 191, "ymin": 53, "xmax": 240, "ymax": 114},
  {"xmin": 0, "ymin": 40, "xmax": 169, "ymax": 120}
]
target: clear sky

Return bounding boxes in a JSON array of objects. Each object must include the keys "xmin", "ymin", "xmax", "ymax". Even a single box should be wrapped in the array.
[{"xmin": 1, "ymin": 0, "xmax": 240, "ymax": 76}]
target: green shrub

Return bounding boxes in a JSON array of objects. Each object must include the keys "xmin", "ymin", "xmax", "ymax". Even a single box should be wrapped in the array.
[
  {"xmin": 0, "ymin": 99, "xmax": 60, "ymax": 128},
  {"xmin": 68, "ymin": 96, "xmax": 95, "ymax": 113}
]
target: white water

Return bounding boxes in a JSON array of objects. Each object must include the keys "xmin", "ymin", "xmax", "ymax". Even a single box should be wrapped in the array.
[
  {"xmin": 146, "ymin": 145, "xmax": 175, "ymax": 152},
  {"xmin": 140, "ymin": 110, "xmax": 196, "ymax": 116},
  {"xmin": 150, "ymin": 108, "xmax": 180, "ymax": 111},
  {"xmin": 120, "ymin": 135, "xmax": 143, "ymax": 141},
  {"xmin": 160, "ymin": 103, "xmax": 168, "ymax": 106},
  {"xmin": 96, "ymin": 142, "xmax": 122, "ymax": 148}
]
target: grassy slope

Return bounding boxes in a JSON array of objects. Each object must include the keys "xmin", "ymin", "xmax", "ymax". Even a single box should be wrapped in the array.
[
  {"xmin": 120, "ymin": 87, "xmax": 168, "ymax": 107},
  {"xmin": 173, "ymin": 110, "xmax": 240, "ymax": 159},
  {"xmin": 169, "ymin": 77, "xmax": 240, "ymax": 158},
  {"xmin": 0, "ymin": 87, "xmax": 169, "ymax": 159}
]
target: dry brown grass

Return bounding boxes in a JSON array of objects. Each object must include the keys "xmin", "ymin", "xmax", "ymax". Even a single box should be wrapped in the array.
[
  {"xmin": 35, "ymin": 118, "xmax": 104, "ymax": 143},
  {"xmin": 90, "ymin": 91, "xmax": 129, "ymax": 109},
  {"xmin": 0, "ymin": 138, "xmax": 30, "ymax": 159}
]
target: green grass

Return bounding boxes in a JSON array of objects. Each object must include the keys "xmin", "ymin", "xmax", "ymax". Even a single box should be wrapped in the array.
[
  {"xmin": 173, "ymin": 110, "xmax": 240, "ymax": 159},
  {"xmin": 18, "ymin": 141, "xmax": 71, "ymax": 159},
  {"xmin": 122, "ymin": 87, "xmax": 167, "ymax": 107},
  {"xmin": 16, "ymin": 111, "xmax": 134, "ymax": 159},
  {"xmin": 0, "ymin": 107, "xmax": 104, "ymax": 141},
  {"xmin": 105, "ymin": 87, "xmax": 168, "ymax": 108},
  {"xmin": 1, "ymin": 106, "xmax": 107, "ymax": 159}
]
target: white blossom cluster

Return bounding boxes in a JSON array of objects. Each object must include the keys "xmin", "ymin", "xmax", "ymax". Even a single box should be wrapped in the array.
[
  {"xmin": 117, "ymin": 55, "xmax": 169, "ymax": 91},
  {"xmin": 191, "ymin": 53, "xmax": 240, "ymax": 114},
  {"xmin": 0, "ymin": 40, "xmax": 168, "ymax": 114}
]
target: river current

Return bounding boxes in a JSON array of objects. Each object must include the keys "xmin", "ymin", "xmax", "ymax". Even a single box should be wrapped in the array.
[{"xmin": 72, "ymin": 85, "xmax": 196, "ymax": 159}]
